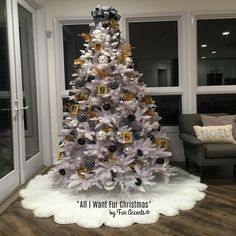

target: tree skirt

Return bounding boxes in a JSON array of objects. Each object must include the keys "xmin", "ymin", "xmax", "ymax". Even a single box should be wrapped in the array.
[{"xmin": 19, "ymin": 167, "xmax": 207, "ymax": 228}]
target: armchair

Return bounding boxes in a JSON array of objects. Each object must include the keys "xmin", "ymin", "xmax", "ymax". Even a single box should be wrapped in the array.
[{"xmin": 178, "ymin": 114, "xmax": 236, "ymax": 182}]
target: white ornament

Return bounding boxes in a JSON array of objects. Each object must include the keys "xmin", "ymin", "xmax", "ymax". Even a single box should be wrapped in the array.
[
  {"xmin": 103, "ymin": 180, "xmax": 115, "ymax": 191},
  {"xmin": 90, "ymin": 97, "xmax": 99, "ymax": 105},
  {"xmin": 98, "ymin": 55, "xmax": 108, "ymax": 64},
  {"xmin": 96, "ymin": 130, "xmax": 107, "ymax": 140}
]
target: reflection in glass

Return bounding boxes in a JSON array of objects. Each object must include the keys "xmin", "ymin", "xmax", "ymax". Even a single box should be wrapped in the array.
[
  {"xmin": 18, "ymin": 4, "xmax": 39, "ymax": 161},
  {"xmin": 63, "ymin": 24, "xmax": 90, "ymax": 90},
  {"xmin": 197, "ymin": 94, "xmax": 236, "ymax": 114},
  {"xmin": 0, "ymin": 0, "xmax": 14, "ymax": 179},
  {"xmin": 129, "ymin": 21, "xmax": 179, "ymax": 87},
  {"xmin": 197, "ymin": 19, "xmax": 236, "ymax": 86},
  {"xmin": 152, "ymin": 95, "xmax": 182, "ymax": 126}
]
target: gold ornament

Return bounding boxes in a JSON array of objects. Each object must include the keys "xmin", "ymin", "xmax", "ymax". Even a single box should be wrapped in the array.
[
  {"xmin": 102, "ymin": 125, "xmax": 113, "ymax": 133},
  {"xmin": 143, "ymin": 95, "xmax": 154, "ymax": 104},
  {"xmin": 105, "ymin": 154, "xmax": 118, "ymax": 162},
  {"xmin": 69, "ymin": 104, "xmax": 80, "ymax": 115},
  {"xmin": 125, "ymin": 72, "xmax": 136, "ymax": 81},
  {"xmin": 129, "ymin": 162, "xmax": 142, "ymax": 172},
  {"xmin": 94, "ymin": 43, "xmax": 102, "ymax": 52},
  {"xmin": 74, "ymin": 58, "xmax": 85, "ymax": 65},
  {"xmin": 76, "ymin": 93, "xmax": 88, "ymax": 101},
  {"xmin": 122, "ymin": 131, "xmax": 133, "ymax": 143},
  {"xmin": 153, "ymin": 138, "xmax": 168, "ymax": 150},
  {"xmin": 109, "ymin": 19, "xmax": 119, "ymax": 28},
  {"xmin": 117, "ymin": 44, "xmax": 133, "ymax": 65},
  {"xmin": 117, "ymin": 55, "xmax": 125, "ymax": 65},
  {"xmin": 97, "ymin": 84, "xmax": 108, "ymax": 96},
  {"xmin": 64, "ymin": 135, "xmax": 75, "ymax": 142},
  {"xmin": 95, "ymin": 68, "xmax": 109, "ymax": 79},
  {"xmin": 57, "ymin": 151, "xmax": 65, "ymax": 161},
  {"xmin": 87, "ymin": 107, "xmax": 97, "ymax": 118},
  {"xmin": 77, "ymin": 167, "xmax": 91, "ymax": 178},
  {"xmin": 122, "ymin": 44, "xmax": 132, "ymax": 58},
  {"xmin": 122, "ymin": 91, "xmax": 136, "ymax": 101},
  {"xmin": 79, "ymin": 32, "xmax": 92, "ymax": 43},
  {"xmin": 144, "ymin": 110, "xmax": 156, "ymax": 117}
]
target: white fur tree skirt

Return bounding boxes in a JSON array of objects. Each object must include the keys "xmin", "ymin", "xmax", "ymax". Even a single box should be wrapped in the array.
[{"xmin": 20, "ymin": 167, "xmax": 207, "ymax": 228}]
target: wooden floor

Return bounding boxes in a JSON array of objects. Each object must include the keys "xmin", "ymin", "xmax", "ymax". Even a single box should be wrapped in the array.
[{"xmin": 0, "ymin": 176, "xmax": 235, "ymax": 235}]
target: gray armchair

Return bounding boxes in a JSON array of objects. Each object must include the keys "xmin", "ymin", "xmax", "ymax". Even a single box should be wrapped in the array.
[{"xmin": 178, "ymin": 114, "xmax": 236, "ymax": 182}]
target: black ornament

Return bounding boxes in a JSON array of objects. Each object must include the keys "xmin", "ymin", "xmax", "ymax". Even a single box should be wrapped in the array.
[
  {"xmin": 102, "ymin": 22, "xmax": 109, "ymax": 28},
  {"xmin": 75, "ymin": 79, "xmax": 86, "ymax": 87},
  {"xmin": 103, "ymin": 103, "xmax": 111, "ymax": 111},
  {"xmin": 148, "ymin": 134, "xmax": 155, "ymax": 141},
  {"xmin": 113, "ymin": 127, "xmax": 118, "ymax": 132},
  {"xmin": 133, "ymin": 132, "xmax": 141, "ymax": 140},
  {"xmin": 70, "ymin": 130, "xmax": 76, "ymax": 136},
  {"xmin": 128, "ymin": 114, "xmax": 136, "ymax": 122},
  {"xmin": 84, "ymin": 157, "xmax": 95, "ymax": 170},
  {"xmin": 117, "ymin": 144, "xmax": 124, "ymax": 152},
  {"xmin": 69, "ymin": 91, "xmax": 75, "ymax": 96},
  {"xmin": 111, "ymin": 170, "xmax": 116, "ymax": 180},
  {"xmin": 78, "ymin": 138, "xmax": 86, "ymax": 145},
  {"xmin": 156, "ymin": 158, "xmax": 165, "ymax": 165},
  {"xmin": 77, "ymin": 113, "xmax": 87, "ymax": 122},
  {"xmin": 108, "ymin": 145, "xmax": 117, "ymax": 153},
  {"xmin": 87, "ymin": 75, "xmax": 95, "ymax": 82},
  {"xmin": 59, "ymin": 169, "xmax": 66, "ymax": 176},
  {"xmin": 137, "ymin": 149, "xmax": 143, "ymax": 156},
  {"xmin": 111, "ymin": 65, "xmax": 116, "ymax": 71},
  {"xmin": 108, "ymin": 80, "xmax": 119, "ymax": 89},
  {"xmin": 87, "ymin": 139, "xmax": 96, "ymax": 144},
  {"xmin": 135, "ymin": 178, "xmax": 142, "ymax": 186}
]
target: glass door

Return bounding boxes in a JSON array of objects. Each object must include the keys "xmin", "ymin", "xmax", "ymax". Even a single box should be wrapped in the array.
[
  {"xmin": 0, "ymin": 0, "xmax": 20, "ymax": 202},
  {"xmin": 13, "ymin": 0, "xmax": 43, "ymax": 182}
]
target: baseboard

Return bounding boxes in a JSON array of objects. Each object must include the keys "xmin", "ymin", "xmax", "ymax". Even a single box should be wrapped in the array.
[{"xmin": 0, "ymin": 165, "xmax": 50, "ymax": 216}]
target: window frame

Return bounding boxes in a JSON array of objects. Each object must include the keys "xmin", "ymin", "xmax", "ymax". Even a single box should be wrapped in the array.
[
  {"xmin": 53, "ymin": 16, "xmax": 92, "ymax": 132},
  {"xmin": 190, "ymin": 11, "xmax": 236, "ymax": 113},
  {"xmin": 125, "ymin": 13, "xmax": 188, "ymax": 131}
]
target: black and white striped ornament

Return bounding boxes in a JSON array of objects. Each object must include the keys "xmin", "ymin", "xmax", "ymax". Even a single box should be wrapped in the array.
[
  {"xmin": 108, "ymin": 80, "xmax": 119, "ymax": 89},
  {"xmin": 75, "ymin": 79, "xmax": 86, "ymax": 87},
  {"xmin": 88, "ymin": 120, "xmax": 96, "ymax": 130},
  {"xmin": 77, "ymin": 113, "xmax": 87, "ymax": 122},
  {"xmin": 83, "ymin": 157, "xmax": 95, "ymax": 170}
]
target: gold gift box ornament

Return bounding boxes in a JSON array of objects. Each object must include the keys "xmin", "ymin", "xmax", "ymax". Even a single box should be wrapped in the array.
[{"xmin": 153, "ymin": 138, "xmax": 168, "ymax": 150}]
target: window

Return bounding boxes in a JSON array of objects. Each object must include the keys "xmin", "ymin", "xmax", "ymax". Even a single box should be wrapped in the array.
[
  {"xmin": 129, "ymin": 21, "xmax": 179, "ymax": 87},
  {"xmin": 63, "ymin": 24, "xmax": 90, "ymax": 90},
  {"xmin": 197, "ymin": 94, "xmax": 236, "ymax": 114},
  {"xmin": 195, "ymin": 15, "xmax": 236, "ymax": 115},
  {"xmin": 127, "ymin": 16, "xmax": 184, "ymax": 126},
  {"xmin": 152, "ymin": 96, "xmax": 182, "ymax": 126},
  {"xmin": 197, "ymin": 18, "xmax": 236, "ymax": 86}
]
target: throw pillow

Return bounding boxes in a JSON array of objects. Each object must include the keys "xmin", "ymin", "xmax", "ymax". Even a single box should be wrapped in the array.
[
  {"xmin": 193, "ymin": 124, "xmax": 236, "ymax": 144},
  {"xmin": 201, "ymin": 114, "xmax": 236, "ymax": 140}
]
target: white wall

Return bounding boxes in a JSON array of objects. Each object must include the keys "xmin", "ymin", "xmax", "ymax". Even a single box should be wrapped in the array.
[{"xmin": 44, "ymin": 0, "xmax": 236, "ymax": 161}]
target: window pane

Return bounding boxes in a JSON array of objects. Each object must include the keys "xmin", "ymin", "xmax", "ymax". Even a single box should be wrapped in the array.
[
  {"xmin": 63, "ymin": 24, "xmax": 90, "ymax": 90},
  {"xmin": 152, "ymin": 95, "xmax": 182, "ymax": 126},
  {"xmin": 197, "ymin": 19, "xmax": 236, "ymax": 86},
  {"xmin": 0, "ymin": 0, "xmax": 14, "ymax": 179},
  {"xmin": 197, "ymin": 94, "xmax": 236, "ymax": 114},
  {"xmin": 129, "ymin": 21, "xmax": 179, "ymax": 87}
]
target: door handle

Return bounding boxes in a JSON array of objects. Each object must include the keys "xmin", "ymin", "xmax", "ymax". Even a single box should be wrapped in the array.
[{"xmin": 15, "ymin": 106, "xmax": 30, "ymax": 111}]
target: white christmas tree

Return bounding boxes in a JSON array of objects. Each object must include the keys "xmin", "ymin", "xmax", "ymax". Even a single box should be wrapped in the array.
[{"xmin": 49, "ymin": 5, "xmax": 175, "ymax": 193}]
